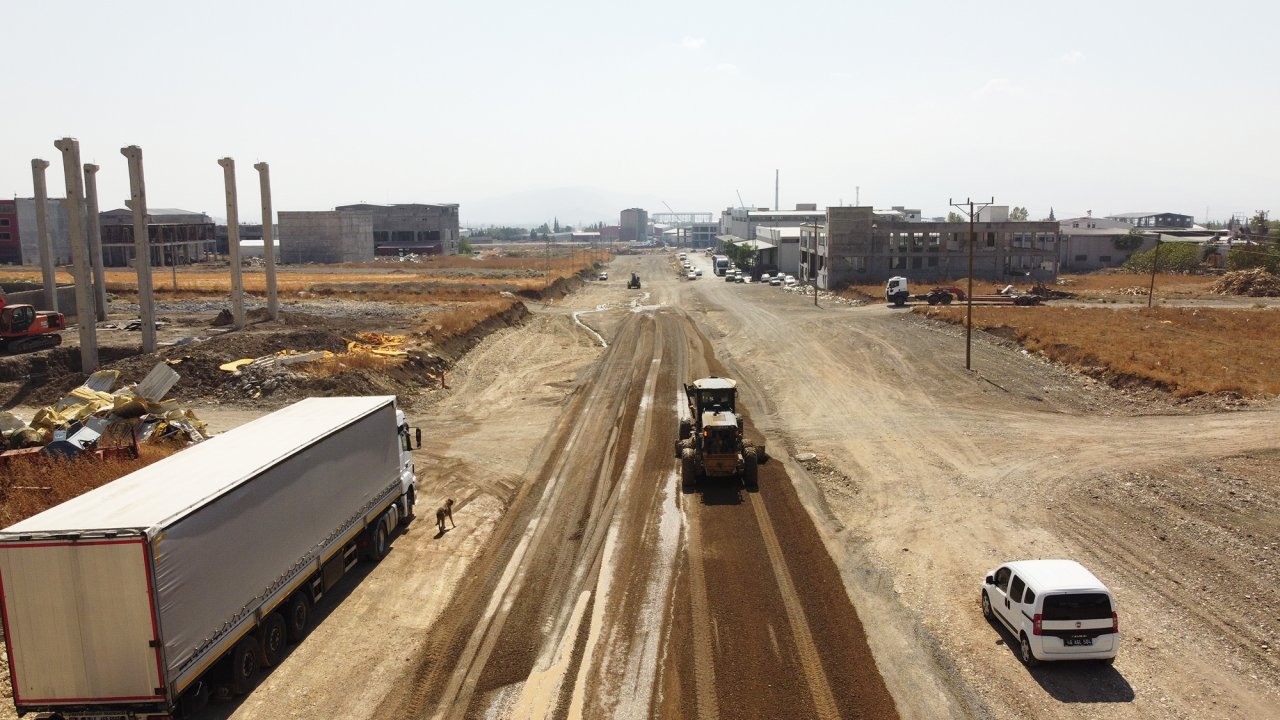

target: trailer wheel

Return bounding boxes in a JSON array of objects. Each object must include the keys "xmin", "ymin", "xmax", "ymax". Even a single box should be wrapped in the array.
[
  {"xmin": 743, "ymin": 450, "xmax": 759, "ymax": 491},
  {"xmin": 286, "ymin": 593, "xmax": 311, "ymax": 643},
  {"xmin": 177, "ymin": 679, "xmax": 210, "ymax": 716},
  {"xmin": 940, "ymin": 293, "xmax": 953, "ymax": 305},
  {"xmin": 229, "ymin": 636, "xmax": 261, "ymax": 695},
  {"xmin": 926, "ymin": 295, "xmax": 939, "ymax": 305},
  {"xmin": 259, "ymin": 612, "xmax": 288, "ymax": 667}
]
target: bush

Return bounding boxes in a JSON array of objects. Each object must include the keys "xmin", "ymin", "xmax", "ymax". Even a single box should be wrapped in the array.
[
  {"xmin": 1226, "ymin": 244, "xmax": 1280, "ymax": 274},
  {"xmin": 1122, "ymin": 242, "xmax": 1206, "ymax": 273}
]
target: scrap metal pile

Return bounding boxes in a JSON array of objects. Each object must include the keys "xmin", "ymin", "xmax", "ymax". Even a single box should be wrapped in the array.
[{"xmin": 0, "ymin": 363, "xmax": 207, "ymax": 467}]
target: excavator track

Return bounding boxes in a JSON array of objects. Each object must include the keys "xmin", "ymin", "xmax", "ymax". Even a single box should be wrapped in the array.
[{"xmin": 3, "ymin": 333, "xmax": 62, "ymax": 355}]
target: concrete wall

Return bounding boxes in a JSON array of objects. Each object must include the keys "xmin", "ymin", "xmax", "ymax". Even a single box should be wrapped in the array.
[
  {"xmin": 16, "ymin": 198, "xmax": 72, "ymax": 266},
  {"xmin": 278, "ymin": 211, "xmax": 374, "ymax": 264},
  {"xmin": 1, "ymin": 285, "xmax": 79, "ymax": 318}
]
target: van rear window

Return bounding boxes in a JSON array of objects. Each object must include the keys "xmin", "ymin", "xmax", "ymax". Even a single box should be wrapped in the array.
[{"xmin": 1042, "ymin": 593, "xmax": 1112, "ymax": 620}]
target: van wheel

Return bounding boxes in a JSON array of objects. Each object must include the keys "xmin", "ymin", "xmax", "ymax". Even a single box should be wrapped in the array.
[
  {"xmin": 981, "ymin": 592, "xmax": 993, "ymax": 621},
  {"xmin": 229, "ymin": 636, "xmax": 261, "ymax": 694},
  {"xmin": 1019, "ymin": 634, "xmax": 1039, "ymax": 667},
  {"xmin": 286, "ymin": 593, "xmax": 311, "ymax": 643}
]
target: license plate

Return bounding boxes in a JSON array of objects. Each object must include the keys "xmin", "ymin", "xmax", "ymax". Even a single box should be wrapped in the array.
[
  {"xmin": 64, "ymin": 713, "xmax": 129, "ymax": 720},
  {"xmin": 1063, "ymin": 637, "xmax": 1093, "ymax": 647}
]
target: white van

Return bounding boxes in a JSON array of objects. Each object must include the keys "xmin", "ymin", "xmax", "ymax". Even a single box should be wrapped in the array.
[{"xmin": 981, "ymin": 559, "xmax": 1119, "ymax": 666}]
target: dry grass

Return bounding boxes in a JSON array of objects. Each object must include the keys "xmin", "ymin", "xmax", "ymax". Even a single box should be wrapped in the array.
[
  {"xmin": 0, "ymin": 444, "xmax": 179, "ymax": 527},
  {"xmin": 1, "ymin": 254, "xmax": 610, "ymax": 299},
  {"xmin": 298, "ymin": 352, "xmax": 404, "ymax": 378},
  {"xmin": 917, "ymin": 305, "xmax": 1280, "ymax": 397}
]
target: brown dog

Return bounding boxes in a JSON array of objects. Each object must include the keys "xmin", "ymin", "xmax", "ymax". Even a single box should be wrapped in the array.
[{"xmin": 436, "ymin": 499, "xmax": 455, "ymax": 533}]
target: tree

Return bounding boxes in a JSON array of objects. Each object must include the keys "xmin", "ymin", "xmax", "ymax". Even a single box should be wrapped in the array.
[
  {"xmin": 458, "ymin": 236, "xmax": 474, "ymax": 254},
  {"xmin": 946, "ymin": 211, "xmax": 964, "ymax": 223},
  {"xmin": 1121, "ymin": 242, "xmax": 1205, "ymax": 273},
  {"xmin": 1009, "ymin": 206, "xmax": 1030, "ymax": 221},
  {"xmin": 553, "ymin": 218, "xmax": 561, "ymax": 233},
  {"xmin": 1113, "ymin": 229, "xmax": 1146, "ymax": 251}
]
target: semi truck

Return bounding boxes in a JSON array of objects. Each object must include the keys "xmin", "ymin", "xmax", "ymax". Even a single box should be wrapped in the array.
[{"xmin": 0, "ymin": 396, "xmax": 421, "ymax": 719}]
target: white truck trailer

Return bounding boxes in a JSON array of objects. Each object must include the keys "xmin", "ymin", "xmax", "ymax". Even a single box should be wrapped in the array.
[{"xmin": 0, "ymin": 396, "xmax": 420, "ymax": 719}]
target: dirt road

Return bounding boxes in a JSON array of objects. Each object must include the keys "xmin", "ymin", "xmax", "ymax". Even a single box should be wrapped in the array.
[{"xmin": 49, "ymin": 252, "xmax": 1273, "ymax": 720}]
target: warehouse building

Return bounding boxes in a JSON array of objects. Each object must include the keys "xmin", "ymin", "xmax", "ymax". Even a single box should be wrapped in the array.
[
  {"xmin": 335, "ymin": 203, "xmax": 461, "ymax": 256},
  {"xmin": 0, "ymin": 200, "xmax": 19, "ymax": 264}
]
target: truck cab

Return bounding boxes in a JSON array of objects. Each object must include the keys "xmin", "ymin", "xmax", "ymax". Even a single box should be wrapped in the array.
[{"xmin": 885, "ymin": 276, "xmax": 910, "ymax": 306}]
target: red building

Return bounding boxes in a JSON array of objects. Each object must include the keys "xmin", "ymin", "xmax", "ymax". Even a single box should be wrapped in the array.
[{"xmin": 0, "ymin": 200, "xmax": 20, "ymax": 265}]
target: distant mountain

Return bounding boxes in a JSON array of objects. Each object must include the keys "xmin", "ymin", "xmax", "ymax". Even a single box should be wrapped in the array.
[{"xmin": 460, "ymin": 186, "xmax": 665, "ymax": 228}]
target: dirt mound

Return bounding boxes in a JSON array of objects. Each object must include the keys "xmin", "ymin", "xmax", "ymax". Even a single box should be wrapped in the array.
[{"xmin": 1211, "ymin": 268, "xmax": 1280, "ymax": 296}]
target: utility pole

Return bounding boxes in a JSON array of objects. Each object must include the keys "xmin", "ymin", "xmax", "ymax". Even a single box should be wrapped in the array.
[
  {"xmin": 950, "ymin": 197, "xmax": 994, "ymax": 371},
  {"xmin": 1147, "ymin": 236, "xmax": 1161, "ymax": 309}
]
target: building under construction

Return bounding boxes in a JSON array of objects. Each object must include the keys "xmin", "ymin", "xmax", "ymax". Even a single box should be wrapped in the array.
[{"xmin": 98, "ymin": 208, "xmax": 217, "ymax": 267}]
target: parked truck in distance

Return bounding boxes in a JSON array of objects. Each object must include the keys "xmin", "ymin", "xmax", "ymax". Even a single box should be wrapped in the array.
[
  {"xmin": 885, "ymin": 277, "xmax": 1043, "ymax": 307},
  {"xmin": 0, "ymin": 396, "xmax": 421, "ymax": 719}
]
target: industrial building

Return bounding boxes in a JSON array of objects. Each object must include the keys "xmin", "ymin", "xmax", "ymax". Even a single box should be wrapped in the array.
[
  {"xmin": 620, "ymin": 208, "xmax": 648, "ymax": 242},
  {"xmin": 278, "ymin": 203, "xmax": 460, "ymax": 264},
  {"xmin": 1057, "ymin": 215, "xmax": 1154, "ymax": 272},
  {"xmin": 335, "ymin": 203, "xmax": 461, "ymax": 256},
  {"xmin": 1105, "ymin": 211, "xmax": 1194, "ymax": 229},
  {"xmin": 0, "ymin": 200, "xmax": 19, "ymax": 264},
  {"xmin": 98, "ymin": 208, "xmax": 217, "ymax": 267},
  {"xmin": 719, "ymin": 204, "xmax": 825, "ymax": 242},
  {"xmin": 800, "ymin": 206, "xmax": 1059, "ymax": 289}
]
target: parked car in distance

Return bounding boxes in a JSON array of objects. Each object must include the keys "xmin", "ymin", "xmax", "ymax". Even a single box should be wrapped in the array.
[
  {"xmin": 760, "ymin": 272, "xmax": 772, "ymax": 283},
  {"xmin": 982, "ymin": 559, "xmax": 1119, "ymax": 667},
  {"xmin": 598, "ymin": 271, "xmax": 608, "ymax": 280},
  {"xmin": 784, "ymin": 275, "xmax": 797, "ymax": 287},
  {"xmin": 724, "ymin": 272, "xmax": 736, "ymax": 282},
  {"xmin": 735, "ymin": 274, "xmax": 746, "ymax": 283},
  {"xmin": 769, "ymin": 275, "xmax": 783, "ymax": 286},
  {"xmin": 695, "ymin": 268, "xmax": 702, "ymax": 276},
  {"xmin": 687, "ymin": 270, "xmax": 697, "ymax": 280}
]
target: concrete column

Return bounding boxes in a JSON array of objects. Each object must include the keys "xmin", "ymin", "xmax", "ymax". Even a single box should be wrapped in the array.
[
  {"xmin": 121, "ymin": 145, "xmax": 157, "ymax": 353},
  {"xmin": 254, "ymin": 162, "xmax": 279, "ymax": 320},
  {"xmin": 218, "ymin": 158, "xmax": 246, "ymax": 330},
  {"xmin": 30, "ymin": 159, "xmax": 56, "ymax": 312},
  {"xmin": 54, "ymin": 138, "xmax": 98, "ymax": 373},
  {"xmin": 83, "ymin": 163, "xmax": 108, "ymax": 321}
]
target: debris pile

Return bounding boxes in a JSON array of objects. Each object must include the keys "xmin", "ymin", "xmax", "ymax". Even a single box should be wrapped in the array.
[
  {"xmin": 1117, "ymin": 286, "xmax": 1150, "ymax": 296},
  {"xmin": 1211, "ymin": 268, "xmax": 1280, "ymax": 297},
  {"xmin": 216, "ymin": 333, "xmax": 410, "ymax": 399},
  {"xmin": 0, "ymin": 363, "xmax": 207, "ymax": 466}
]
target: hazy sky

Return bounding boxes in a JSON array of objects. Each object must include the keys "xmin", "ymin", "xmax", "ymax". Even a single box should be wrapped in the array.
[{"xmin": 4, "ymin": 0, "xmax": 1277, "ymax": 226}]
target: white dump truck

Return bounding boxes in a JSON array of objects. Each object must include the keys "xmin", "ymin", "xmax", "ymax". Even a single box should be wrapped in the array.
[{"xmin": 0, "ymin": 395, "xmax": 420, "ymax": 719}]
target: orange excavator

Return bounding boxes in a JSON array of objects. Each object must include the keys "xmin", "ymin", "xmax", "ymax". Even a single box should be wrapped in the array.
[{"xmin": 0, "ymin": 296, "xmax": 65, "ymax": 354}]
